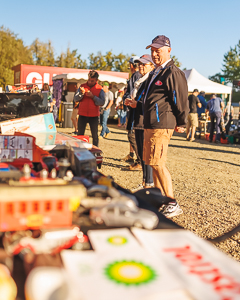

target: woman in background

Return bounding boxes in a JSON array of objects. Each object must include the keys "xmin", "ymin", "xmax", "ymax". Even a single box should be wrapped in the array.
[
  {"xmin": 115, "ymin": 88, "xmax": 127, "ymax": 127},
  {"xmin": 125, "ymin": 54, "xmax": 155, "ymax": 188}
]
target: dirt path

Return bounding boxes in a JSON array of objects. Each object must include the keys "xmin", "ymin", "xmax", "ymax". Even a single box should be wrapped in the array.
[{"xmin": 59, "ymin": 124, "xmax": 240, "ymax": 261}]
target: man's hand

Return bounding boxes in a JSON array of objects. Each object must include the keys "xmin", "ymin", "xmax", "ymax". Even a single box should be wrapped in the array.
[
  {"xmin": 175, "ymin": 126, "xmax": 185, "ymax": 133},
  {"xmin": 124, "ymin": 98, "xmax": 132, "ymax": 106},
  {"xmin": 105, "ymin": 100, "xmax": 113, "ymax": 110},
  {"xmin": 86, "ymin": 91, "xmax": 94, "ymax": 98},
  {"xmin": 129, "ymin": 99, "xmax": 137, "ymax": 108},
  {"xmin": 125, "ymin": 98, "xmax": 137, "ymax": 108}
]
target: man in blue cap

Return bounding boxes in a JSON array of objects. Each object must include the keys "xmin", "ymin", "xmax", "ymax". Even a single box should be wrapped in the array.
[{"xmin": 143, "ymin": 35, "xmax": 189, "ymax": 218}]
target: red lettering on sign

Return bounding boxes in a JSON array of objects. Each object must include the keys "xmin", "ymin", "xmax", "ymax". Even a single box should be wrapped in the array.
[{"xmin": 163, "ymin": 245, "xmax": 240, "ymax": 299}]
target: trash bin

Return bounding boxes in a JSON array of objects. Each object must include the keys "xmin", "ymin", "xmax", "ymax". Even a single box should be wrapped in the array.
[{"xmin": 62, "ymin": 103, "xmax": 73, "ymax": 128}]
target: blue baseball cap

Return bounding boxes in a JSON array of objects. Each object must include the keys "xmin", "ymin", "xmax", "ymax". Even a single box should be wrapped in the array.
[{"xmin": 146, "ymin": 35, "xmax": 171, "ymax": 49}]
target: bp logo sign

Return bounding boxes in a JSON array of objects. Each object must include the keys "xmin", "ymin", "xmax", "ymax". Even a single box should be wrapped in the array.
[
  {"xmin": 104, "ymin": 260, "xmax": 157, "ymax": 286},
  {"xmin": 107, "ymin": 236, "xmax": 128, "ymax": 246}
]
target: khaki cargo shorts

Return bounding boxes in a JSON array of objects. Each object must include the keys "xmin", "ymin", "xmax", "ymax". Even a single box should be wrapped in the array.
[
  {"xmin": 143, "ymin": 129, "xmax": 174, "ymax": 166},
  {"xmin": 187, "ymin": 113, "xmax": 198, "ymax": 128}
]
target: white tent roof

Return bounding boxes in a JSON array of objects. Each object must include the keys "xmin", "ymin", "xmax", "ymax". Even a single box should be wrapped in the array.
[
  {"xmin": 52, "ymin": 72, "xmax": 127, "ymax": 85},
  {"xmin": 183, "ymin": 68, "xmax": 232, "ymax": 94}
]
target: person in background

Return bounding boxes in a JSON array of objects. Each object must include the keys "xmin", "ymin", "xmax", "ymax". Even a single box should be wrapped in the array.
[
  {"xmin": 74, "ymin": 70, "xmax": 105, "ymax": 146},
  {"xmin": 206, "ymin": 94, "xmax": 224, "ymax": 143},
  {"xmin": 197, "ymin": 91, "xmax": 207, "ymax": 118},
  {"xmin": 42, "ymin": 83, "xmax": 51, "ymax": 110},
  {"xmin": 71, "ymin": 83, "xmax": 82, "ymax": 134},
  {"xmin": 115, "ymin": 88, "xmax": 127, "ymax": 127},
  {"xmin": 186, "ymin": 89, "xmax": 202, "ymax": 142},
  {"xmin": 125, "ymin": 54, "xmax": 155, "ymax": 185},
  {"xmin": 42, "ymin": 83, "xmax": 57, "ymax": 121},
  {"xmin": 99, "ymin": 82, "xmax": 114, "ymax": 139},
  {"xmin": 143, "ymin": 35, "xmax": 189, "ymax": 218},
  {"xmin": 121, "ymin": 56, "xmax": 142, "ymax": 168},
  {"xmin": 224, "ymin": 102, "xmax": 234, "ymax": 135}
]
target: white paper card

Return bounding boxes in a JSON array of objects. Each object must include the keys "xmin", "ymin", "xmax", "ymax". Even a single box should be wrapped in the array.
[
  {"xmin": 61, "ymin": 249, "xmax": 186, "ymax": 300},
  {"xmin": 88, "ymin": 228, "xmax": 141, "ymax": 252},
  {"xmin": 132, "ymin": 228, "xmax": 240, "ymax": 300}
]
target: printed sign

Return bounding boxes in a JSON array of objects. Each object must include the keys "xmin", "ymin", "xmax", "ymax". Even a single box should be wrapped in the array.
[
  {"xmin": 0, "ymin": 113, "xmax": 56, "ymax": 135},
  {"xmin": 132, "ymin": 228, "xmax": 240, "ymax": 300},
  {"xmin": 88, "ymin": 228, "xmax": 141, "ymax": 252},
  {"xmin": 61, "ymin": 249, "xmax": 188, "ymax": 300}
]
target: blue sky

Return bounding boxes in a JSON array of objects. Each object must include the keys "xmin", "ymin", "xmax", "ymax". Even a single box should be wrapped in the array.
[{"xmin": 1, "ymin": 0, "xmax": 240, "ymax": 78}]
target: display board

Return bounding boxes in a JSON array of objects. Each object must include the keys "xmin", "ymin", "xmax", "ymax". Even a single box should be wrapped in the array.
[{"xmin": 0, "ymin": 113, "xmax": 56, "ymax": 135}]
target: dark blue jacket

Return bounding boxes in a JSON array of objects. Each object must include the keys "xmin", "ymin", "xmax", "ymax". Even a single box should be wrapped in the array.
[
  {"xmin": 123, "ymin": 71, "xmax": 142, "ymax": 130},
  {"xmin": 143, "ymin": 60, "xmax": 188, "ymax": 129},
  {"xmin": 197, "ymin": 95, "xmax": 207, "ymax": 117}
]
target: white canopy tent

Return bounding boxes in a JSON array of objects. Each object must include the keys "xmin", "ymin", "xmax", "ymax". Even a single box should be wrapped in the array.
[
  {"xmin": 183, "ymin": 68, "xmax": 232, "ymax": 95},
  {"xmin": 52, "ymin": 72, "xmax": 127, "ymax": 103},
  {"xmin": 184, "ymin": 68, "xmax": 233, "ymax": 118},
  {"xmin": 52, "ymin": 72, "xmax": 127, "ymax": 86}
]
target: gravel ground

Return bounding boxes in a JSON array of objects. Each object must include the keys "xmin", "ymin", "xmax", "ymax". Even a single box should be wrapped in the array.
[{"xmin": 59, "ymin": 123, "xmax": 240, "ymax": 261}]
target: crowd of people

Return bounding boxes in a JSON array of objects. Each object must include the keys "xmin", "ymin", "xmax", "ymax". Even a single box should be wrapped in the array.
[
  {"xmin": 48, "ymin": 34, "xmax": 233, "ymax": 219},
  {"xmin": 72, "ymin": 34, "xmax": 189, "ymax": 218},
  {"xmin": 186, "ymin": 89, "xmax": 233, "ymax": 143}
]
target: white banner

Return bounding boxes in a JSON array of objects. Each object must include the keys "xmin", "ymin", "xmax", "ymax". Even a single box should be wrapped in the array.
[{"xmin": 132, "ymin": 228, "xmax": 240, "ymax": 300}]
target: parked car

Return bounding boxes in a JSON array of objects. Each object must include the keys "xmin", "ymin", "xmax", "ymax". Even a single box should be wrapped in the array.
[{"xmin": 90, "ymin": 202, "xmax": 158, "ymax": 230}]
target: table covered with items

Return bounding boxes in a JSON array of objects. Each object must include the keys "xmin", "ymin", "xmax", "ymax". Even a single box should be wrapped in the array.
[{"xmin": 0, "ymin": 114, "xmax": 240, "ymax": 300}]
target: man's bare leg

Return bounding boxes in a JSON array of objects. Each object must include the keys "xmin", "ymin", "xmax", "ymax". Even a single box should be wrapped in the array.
[
  {"xmin": 71, "ymin": 117, "xmax": 78, "ymax": 132},
  {"xmin": 191, "ymin": 126, "xmax": 196, "ymax": 140},
  {"xmin": 152, "ymin": 165, "xmax": 174, "ymax": 199},
  {"xmin": 186, "ymin": 124, "xmax": 190, "ymax": 140},
  {"xmin": 152, "ymin": 167, "xmax": 164, "ymax": 194}
]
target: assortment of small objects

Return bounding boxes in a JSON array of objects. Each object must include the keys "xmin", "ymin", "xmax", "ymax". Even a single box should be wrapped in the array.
[{"xmin": 0, "ymin": 132, "xmax": 168, "ymax": 300}]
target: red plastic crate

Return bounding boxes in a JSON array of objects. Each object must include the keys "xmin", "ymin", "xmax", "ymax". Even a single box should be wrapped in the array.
[
  {"xmin": 220, "ymin": 137, "xmax": 228, "ymax": 144},
  {"xmin": 205, "ymin": 133, "xmax": 215, "ymax": 142}
]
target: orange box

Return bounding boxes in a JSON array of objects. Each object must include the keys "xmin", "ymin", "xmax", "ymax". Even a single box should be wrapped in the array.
[{"xmin": 0, "ymin": 183, "xmax": 86, "ymax": 231}]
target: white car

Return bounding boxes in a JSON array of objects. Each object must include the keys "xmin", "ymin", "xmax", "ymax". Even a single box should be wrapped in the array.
[{"xmin": 90, "ymin": 203, "xmax": 158, "ymax": 230}]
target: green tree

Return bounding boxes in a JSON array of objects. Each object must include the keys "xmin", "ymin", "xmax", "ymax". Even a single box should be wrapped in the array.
[
  {"xmin": 30, "ymin": 38, "xmax": 55, "ymax": 66},
  {"xmin": 113, "ymin": 53, "xmax": 131, "ymax": 72},
  {"xmin": 88, "ymin": 51, "xmax": 107, "ymax": 70},
  {"xmin": 88, "ymin": 51, "xmax": 133, "ymax": 74},
  {"xmin": 0, "ymin": 26, "xmax": 33, "ymax": 88},
  {"xmin": 171, "ymin": 55, "xmax": 181, "ymax": 68},
  {"xmin": 55, "ymin": 48, "xmax": 87, "ymax": 68},
  {"xmin": 208, "ymin": 73, "xmax": 223, "ymax": 83},
  {"xmin": 222, "ymin": 40, "xmax": 240, "ymax": 83},
  {"xmin": 64, "ymin": 48, "xmax": 78, "ymax": 68},
  {"xmin": 76, "ymin": 54, "xmax": 88, "ymax": 69},
  {"xmin": 55, "ymin": 52, "xmax": 65, "ymax": 67}
]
